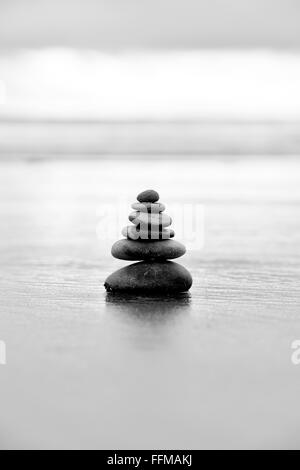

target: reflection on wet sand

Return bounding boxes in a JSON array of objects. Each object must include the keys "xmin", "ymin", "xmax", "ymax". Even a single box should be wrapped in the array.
[
  {"xmin": 105, "ymin": 293, "xmax": 192, "ymax": 351},
  {"xmin": 105, "ymin": 292, "xmax": 191, "ymax": 323}
]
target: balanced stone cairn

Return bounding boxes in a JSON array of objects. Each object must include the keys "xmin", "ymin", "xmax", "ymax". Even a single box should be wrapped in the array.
[{"xmin": 104, "ymin": 189, "xmax": 193, "ymax": 294}]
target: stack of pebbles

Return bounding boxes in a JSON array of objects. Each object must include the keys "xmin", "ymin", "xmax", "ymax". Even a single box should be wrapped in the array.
[{"xmin": 104, "ymin": 190, "xmax": 192, "ymax": 294}]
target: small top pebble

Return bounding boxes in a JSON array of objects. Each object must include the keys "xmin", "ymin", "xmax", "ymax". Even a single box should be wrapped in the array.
[{"xmin": 137, "ymin": 189, "xmax": 159, "ymax": 203}]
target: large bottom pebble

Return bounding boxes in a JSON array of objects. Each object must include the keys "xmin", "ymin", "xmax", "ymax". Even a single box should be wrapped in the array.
[{"xmin": 104, "ymin": 261, "xmax": 193, "ymax": 294}]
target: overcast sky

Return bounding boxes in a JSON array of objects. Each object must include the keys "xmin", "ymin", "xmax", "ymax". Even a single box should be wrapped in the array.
[{"xmin": 0, "ymin": 0, "xmax": 300, "ymax": 49}]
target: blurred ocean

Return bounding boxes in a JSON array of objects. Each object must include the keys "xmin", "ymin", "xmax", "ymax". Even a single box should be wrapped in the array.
[
  {"xmin": 1, "ymin": 119, "xmax": 300, "ymax": 159},
  {"xmin": 1, "ymin": 49, "xmax": 300, "ymax": 158}
]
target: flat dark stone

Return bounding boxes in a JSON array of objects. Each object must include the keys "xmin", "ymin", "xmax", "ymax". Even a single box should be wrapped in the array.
[
  {"xmin": 111, "ymin": 238, "xmax": 186, "ymax": 260},
  {"xmin": 137, "ymin": 189, "xmax": 159, "ymax": 203},
  {"xmin": 104, "ymin": 261, "xmax": 193, "ymax": 294}
]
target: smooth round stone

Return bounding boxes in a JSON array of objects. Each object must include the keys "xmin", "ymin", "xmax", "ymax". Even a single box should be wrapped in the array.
[
  {"xmin": 128, "ymin": 211, "xmax": 172, "ymax": 228},
  {"xmin": 131, "ymin": 202, "xmax": 165, "ymax": 213},
  {"xmin": 137, "ymin": 189, "xmax": 159, "ymax": 203},
  {"xmin": 111, "ymin": 239, "xmax": 185, "ymax": 260},
  {"xmin": 122, "ymin": 225, "xmax": 175, "ymax": 241},
  {"xmin": 104, "ymin": 261, "xmax": 192, "ymax": 294},
  {"xmin": 121, "ymin": 225, "xmax": 140, "ymax": 240}
]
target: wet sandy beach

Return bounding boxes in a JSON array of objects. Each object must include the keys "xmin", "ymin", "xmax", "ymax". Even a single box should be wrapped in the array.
[{"xmin": 0, "ymin": 157, "xmax": 299, "ymax": 449}]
